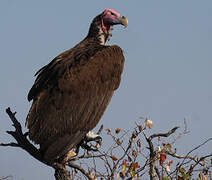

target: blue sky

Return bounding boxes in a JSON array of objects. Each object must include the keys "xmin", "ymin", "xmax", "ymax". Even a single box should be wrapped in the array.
[{"xmin": 0, "ymin": 0, "xmax": 212, "ymax": 179}]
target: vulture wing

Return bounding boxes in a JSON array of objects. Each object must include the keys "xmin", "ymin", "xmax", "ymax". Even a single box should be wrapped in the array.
[{"xmin": 26, "ymin": 45, "xmax": 124, "ymax": 161}]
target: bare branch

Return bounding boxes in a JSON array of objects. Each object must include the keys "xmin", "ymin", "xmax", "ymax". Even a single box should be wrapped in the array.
[
  {"xmin": 179, "ymin": 137, "xmax": 212, "ymax": 168},
  {"xmin": 1, "ymin": 108, "xmax": 46, "ymax": 165},
  {"xmin": 67, "ymin": 162, "xmax": 93, "ymax": 180},
  {"xmin": 1, "ymin": 107, "xmax": 91, "ymax": 180},
  {"xmin": 149, "ymin": 126, "xmax": 179, "ymax": 140},
  {"xmin": 0, "ymin": 142, "xmax": 19, "ymax": 147}
]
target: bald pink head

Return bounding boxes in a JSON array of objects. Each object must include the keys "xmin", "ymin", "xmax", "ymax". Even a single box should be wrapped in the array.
[
  {"xmin": 101, "ymin": 9, "xmax": 128, "ymax": 34},
  {"xmin": 102, "ymin": 9, "xmax": 121, "ymax": 18}
]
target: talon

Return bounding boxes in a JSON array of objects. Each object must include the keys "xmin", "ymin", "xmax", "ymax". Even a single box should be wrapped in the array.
[
  {"xmin": 86, "ymin": 131, "xmax": 100, "ymax": 141},
  {"xmin": 79, "ymin": 131, "xmax": 102, "ymax": 151}
]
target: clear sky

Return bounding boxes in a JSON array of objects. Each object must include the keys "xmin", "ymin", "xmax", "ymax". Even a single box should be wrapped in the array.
[{"xmin": 0, "ymin": 0, "xmax": 212, "ymax": 179}]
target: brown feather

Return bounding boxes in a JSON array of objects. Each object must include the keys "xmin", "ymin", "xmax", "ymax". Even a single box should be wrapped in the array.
[{"xmin": 26, "ymin": 43, "xmax": 124, "ymax": 162}]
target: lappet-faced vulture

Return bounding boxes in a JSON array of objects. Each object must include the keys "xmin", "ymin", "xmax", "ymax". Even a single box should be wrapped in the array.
[{"xmin": 26, "ymin": 9, "xmax": 128, "ymax": 163}]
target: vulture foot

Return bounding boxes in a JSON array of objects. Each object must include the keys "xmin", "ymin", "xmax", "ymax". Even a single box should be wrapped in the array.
[{"xmin": 80, "ymin": 131, "xmax": 102, "ymax": 152}]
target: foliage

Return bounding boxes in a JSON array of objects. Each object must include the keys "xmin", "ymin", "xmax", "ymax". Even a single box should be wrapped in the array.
[
  {"xmin": 1, "ymin": 108, "xmax": 212, "ymax": 180},
  {"xmin": 65, "ymin": 118, "xmax": 212, "ymax": 180}
]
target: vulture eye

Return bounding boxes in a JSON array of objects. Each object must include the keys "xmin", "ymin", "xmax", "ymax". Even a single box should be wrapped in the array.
[
  {"xmin": 110, "ymin": 12, "xmax": 115, "ymax": 16},
  {"xmin": 107, "ymin": 11, "xmax": 115, "ymax": 16}
]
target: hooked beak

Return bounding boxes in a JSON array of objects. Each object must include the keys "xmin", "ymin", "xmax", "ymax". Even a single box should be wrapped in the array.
[{"xmin": 120, "ymin": 16, "xmax": 128, "ymax": 28}]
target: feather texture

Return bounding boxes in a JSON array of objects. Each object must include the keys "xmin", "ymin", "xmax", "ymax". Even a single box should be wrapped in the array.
[
  {"xmin": 26, "ymin": 9, "xmax": 127, "ymax": 162},
  {"xmin": 26, "ymin": 43, "xmax": 124, "ymax": 161}
]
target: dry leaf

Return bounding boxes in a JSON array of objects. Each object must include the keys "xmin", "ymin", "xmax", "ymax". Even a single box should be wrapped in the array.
[
  {"xmin": 166, "ymin": 165, "xmax": 171, "ymax": 172},
  {"xmin": 132, "ymin": 162, "xmax": 139, "ymax": 170},
  {"xmin": 202, "ymin": 159, "xmax": 205, "ymax": 166},
  {"xmin": 145, "ymin": 119, "xmax": 153, "ymax": 129},
  {"xmin": 138, "ymin": 125, "xmax": 143, "ymax": 132},
  {"xmin": 168, "ymin": 160, "xmax": 173, "ymax": 166},
  {"xmin": 106, "ymin": 128, "xmax": 111, "ymax": 134},
  {"xmin": 132, "ymin": 150, "xmax": 137, "ymax": 157},
  {"xmin": 115, "ymin": 128, "xmax": 121, "ymax": 134},
  {"xmin": 159, "ymin": 153, "xmax": 166, "ymax": 165},
  {"xmin": 165, "ymin": 143, "xmax": 172, "ymax": 151},
  {"xmin": 67, "ymin": 149, "xmax": 77, "ymax": 157},
  {"xmin": 157, "ymin": 146, "xmax": 162, "ymax": 152},
  {"xmin": 89, "ymin": 172, "xmax": 95, "ymax": 179},
  {"xmin": 111, "ymin": 155, "xmax": 118, "ymax": 161},
  {"xmin": 203, "ymin": 175, "xmax": 208, "ymax": 180}
]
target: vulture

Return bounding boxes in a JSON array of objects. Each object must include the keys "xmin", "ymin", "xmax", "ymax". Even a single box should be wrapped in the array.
[{"xmin": 26, "ymin": 9, "xmax": 128, "ymax": 163}]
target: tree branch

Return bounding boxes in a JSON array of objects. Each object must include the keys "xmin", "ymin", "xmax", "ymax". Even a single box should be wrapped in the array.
[
  {"xmin": 67, "ymin": 162, "xmax": 93, "ymax": 180},
  {"xmin": 144, "ymin": 126, "xmax": 179, "ymax": 180},
  {"xmin": 1, "ymin": 108, "xmax": 46, "ymax": 165},
  {"xmin": 0, "ymin": 107, "xmax": 90, "ymax": 180}
]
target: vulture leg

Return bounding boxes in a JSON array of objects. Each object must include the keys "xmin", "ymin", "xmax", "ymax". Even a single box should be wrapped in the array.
[{"xmin": 79, "ymin": 131, "xmax": 102, "ymax": 152}]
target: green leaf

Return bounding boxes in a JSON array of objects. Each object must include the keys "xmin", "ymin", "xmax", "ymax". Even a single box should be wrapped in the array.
[
  {"xmin": 179, "ymin": 167, "xmax": 185, "ymax": 174},
  {"xmin": 165, "ymin": 143, "xmax": 172, "ymax": 151},
  {"xmin": 129, "ymin": 168, "xmax": 135, "ymax": 177},
  {"xmin": 182, "ymin": 173, "xmax": 190, "ymax": 179},
  {"xmin": 163, "ymin": 177, "xmax": 169, "ymax": 180}
]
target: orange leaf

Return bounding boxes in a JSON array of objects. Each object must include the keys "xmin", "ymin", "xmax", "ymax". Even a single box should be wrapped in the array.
[
  {"xmin": 115, "ymin": 128, "xmax": 121, "ymax": 134},
  {"xmin": 145, "ymin": 119, "xmax": 153, "ymax": 129},
  {"xmin": 89, "ymin": 172, "xmax": 95, "ymax": 179},
  {"xmin": 132, "ymin": 162, "xmax": 139, "ymax": 170},
  {"xmin": 202, "ymin": 159, "xmax": 205, "ymax": 166},
  {"xmin": 106, "ymin": 128, "xmax": 111, "ymax": 134},
  {"xmin": 122, "ymin": 159, "xmax": 127, "ymax": 166},
  {"xmin": 111, "ymin": 155, "xmax": 118, "ymax": 161},
  {"xmin": 168, "ymin": 160, "xmax": 173, "ymax": 166},
  {"xmin": 147, "ymin": 123, "xmax": 153, "ymax": 129},
  {"xmin": 159, "ymin": 153, "xmax": 166, "ymax": 165},
  {"xmin": 138, "ymin": 125, "xmax": 143, "ymax": 132},
  {"xmin": 132, "ymin": 150, "xmax": 137, "ymax": 157}
]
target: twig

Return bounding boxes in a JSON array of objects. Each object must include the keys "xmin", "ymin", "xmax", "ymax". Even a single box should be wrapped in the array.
[
  {"xmin": 67, "ymin": 162, "xmax": 93, "ymax": 180},
  {"xmin": 97, "ymin": 125, "xmax": 104, "ymax": 135},
  {"xmin": 149, "ymin": 127, "xmax": 179, "ymax": 140},
  {"xmin": 144, "ymin": 127, "xmax": 179, "ymax": 180},
  {"xmin": 187, "ymin": 153, "xmax": 212, "ymax": 176},
  {"xmin": 179, "ymin": 138, "xmax": 212, "ymax": 169}
]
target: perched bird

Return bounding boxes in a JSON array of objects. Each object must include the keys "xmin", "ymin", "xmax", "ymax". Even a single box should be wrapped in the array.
[{"xmin": 26, "ymin": 9, "xmax": 128, "ymax": 163}]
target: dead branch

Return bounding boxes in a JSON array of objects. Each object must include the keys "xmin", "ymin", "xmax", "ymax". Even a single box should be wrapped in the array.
[
  {"xmin": 0, "ymin": 107, "xmax": 92, "ymax": 180},
  {"xmin": 178, "ymin": 137, "xmax": 212, "ymax": 169},
  {"xmin": 149, "ymin": 127, "xmax": 179, "ymax": 140},
  {"xmin": 67, "ymin": 162, "xmax": 93, "ymax": 180},
  {"xmin": 0, "ymin": 108, "xmax": 46, "ymax": 165},
  {"xmin": 144, "ymin": 126, "xmax": 179, "ymax": 180}
]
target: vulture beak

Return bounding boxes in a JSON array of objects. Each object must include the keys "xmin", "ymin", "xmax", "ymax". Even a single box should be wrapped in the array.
[{"xmin": 120, "ymin": 16, "xmax": 128, "ymax": 28}]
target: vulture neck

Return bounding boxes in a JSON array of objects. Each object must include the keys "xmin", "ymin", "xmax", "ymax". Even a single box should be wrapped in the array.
[{"xmin": 86, "ymin": 15, "xmax": 111, "ymax": 45}]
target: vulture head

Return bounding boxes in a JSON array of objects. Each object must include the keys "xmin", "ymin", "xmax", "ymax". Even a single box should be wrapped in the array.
[{"xmin": 87, "ymin": 9, "xmax": 128, "ymax": 45}]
